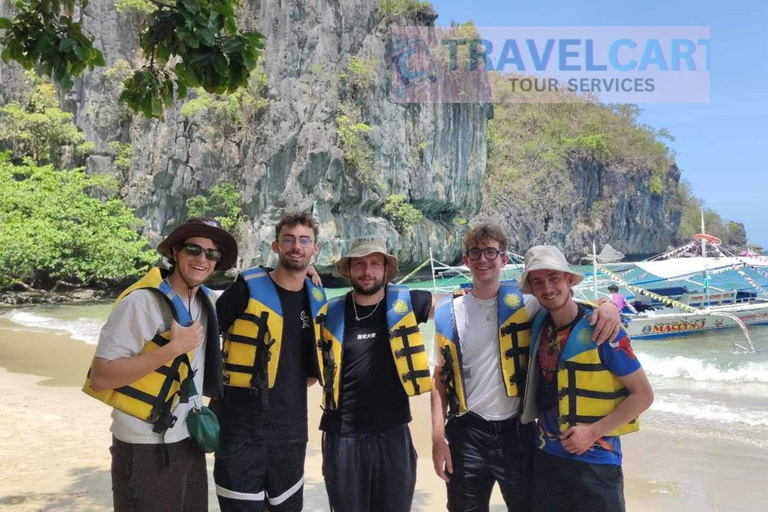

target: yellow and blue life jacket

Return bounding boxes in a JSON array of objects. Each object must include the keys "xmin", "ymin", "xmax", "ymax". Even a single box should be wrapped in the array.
[
  {"xmin": 320, "ymin": 285, "xmax": 432, "ymax": 410},
  {"xmin": 222, "ymin": 267, "xmax": 328, "ymax": 403},
  {"xmin": 529, "ymin": 308, "xmax": 639, "ymax": 436},
  {"xmin": 434, "ymin": 281, "xmax": 531, "ymax": 416},
  {"xmin": 83, "ymin": 267, "xmax": 222, "ymax": 435}
]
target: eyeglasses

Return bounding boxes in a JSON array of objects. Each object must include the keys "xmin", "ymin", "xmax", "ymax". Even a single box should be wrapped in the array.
[
  {"xmin": 182, "ymin": 243, "xmax": 222, "ymax": 262},
  {"xmin": 466, "ymin": 248, "xmax": 503, "ymax": 261},
  {"xmin": 279, "ymin": 235, "xmax": 315, "ymax": 248}
]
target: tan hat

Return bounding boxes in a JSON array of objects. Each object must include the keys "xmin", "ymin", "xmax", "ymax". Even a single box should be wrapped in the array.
[
  {"xmin": 336, "ymin": 237, "xmax": 399, "ymax": 283},
  {"xmin": 519, "ymin": 245, "xmax": 584, "ymax": 294}
]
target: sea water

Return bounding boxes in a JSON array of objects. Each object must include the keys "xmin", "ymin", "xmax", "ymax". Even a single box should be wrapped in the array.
[{"xmin": 4, "ymin": 297, "xmax": 768, "ymax": 446}]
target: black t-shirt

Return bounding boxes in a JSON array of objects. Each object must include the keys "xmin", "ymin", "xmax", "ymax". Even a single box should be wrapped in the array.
[
  {"xmin": 216, "ymin": 272, "xmax": 317, "ymax": 443},
  {"xmin": 320, "ymin": 289, "xmax": 432, "ymax": 433}
]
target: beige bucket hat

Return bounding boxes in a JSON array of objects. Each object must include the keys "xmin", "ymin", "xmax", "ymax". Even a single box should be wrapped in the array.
[
  {"xmin": 519, "ymin": 245, "xmax": 584, "ymax": 294},
  {"xmin": 336, "ymin": 237, "xmax": 399, "ymax": 283}
]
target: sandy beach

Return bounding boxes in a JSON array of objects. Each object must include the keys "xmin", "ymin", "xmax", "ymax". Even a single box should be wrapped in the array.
[{"xmin": 2, "ymin": 313, "xmax": 767, "ymax": 511}]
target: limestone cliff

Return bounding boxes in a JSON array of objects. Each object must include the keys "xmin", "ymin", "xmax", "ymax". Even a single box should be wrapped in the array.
[{"xmin": 0, "ymin": 1, "xmax": 687, "ymax": 272}]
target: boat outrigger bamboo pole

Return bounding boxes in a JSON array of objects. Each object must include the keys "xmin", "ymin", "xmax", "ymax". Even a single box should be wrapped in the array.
[
  {"xmin": 396, "ymin": 258, "xmax": 432, "ymax": 286},
  {"xmin": 430, "ymin": 248, "xmax": 437, "ymax": 294},
  {"xmin": 593, "ymin": 240, "xmax": 598, "ymax": 300}
]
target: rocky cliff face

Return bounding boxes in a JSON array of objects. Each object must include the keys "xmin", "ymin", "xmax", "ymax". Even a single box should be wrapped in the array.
[
  {"xmin": 0, "ymin": 1, "xmax": 684, "ymax": 272},
  {"xmin": 34, "ymin": 1, "xmax": 487, "ymax": 272},
  {"xmin": 481, "ymin": 158, "xmax": 681, "ymax": 261}
]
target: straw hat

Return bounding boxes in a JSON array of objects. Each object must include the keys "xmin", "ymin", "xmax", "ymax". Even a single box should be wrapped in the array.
[
  {"xmin": 157, "ymin": 217, "xmax": 238, "ymax": 271},
  {"xmin": 336, "ymin": 237, "xmax": 399, "ymax": 283},
  {"xmin": 519, "ymin": 245, "xmax": 584, "ymax": 294}
]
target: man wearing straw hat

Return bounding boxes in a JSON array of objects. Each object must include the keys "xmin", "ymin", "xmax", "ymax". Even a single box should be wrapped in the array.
[
  {"xmin": 520, "ymin": 245, "xmax": 653, "ymax": 512},
  {"xmin": 85, "ymin": 217, "xmax": 237, "ymax": 512},
  {"xmin": 431, "ymin": 224, "xmax": 621, "ymax": 512},
  {"xmin": 319, "ymin": 237, "xmax": 433, "ymax": 512}
]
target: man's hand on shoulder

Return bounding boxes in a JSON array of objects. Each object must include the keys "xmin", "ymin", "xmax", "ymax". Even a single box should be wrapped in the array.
[{"xmin": 590, "ymin": 301, "xmax": 621, "ymax": 344}]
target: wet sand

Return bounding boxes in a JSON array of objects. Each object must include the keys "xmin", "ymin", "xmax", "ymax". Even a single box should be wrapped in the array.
[{"xmin": 1, "ymin": 316, "xmax": 766, "ymax": 511}]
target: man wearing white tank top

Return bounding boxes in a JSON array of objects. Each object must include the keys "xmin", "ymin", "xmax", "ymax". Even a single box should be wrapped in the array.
[{"xmin": 431, "ymin": 224, "xmax": 621, "ymax": 512}]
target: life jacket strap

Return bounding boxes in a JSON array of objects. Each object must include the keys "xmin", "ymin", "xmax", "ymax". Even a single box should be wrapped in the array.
[
  {"xmin": 390, "ymin": 324, "xmax": 425, "ymax": 394},
  {"xmin": 559, "ymin": 359, "xmax": 629, "ymax": 428}
]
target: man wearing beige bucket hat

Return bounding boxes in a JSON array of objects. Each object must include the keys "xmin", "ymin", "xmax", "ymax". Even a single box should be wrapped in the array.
[
  {"xmin": 85, "ymin": 217, "xmax": 236, "ymax": 512},
  {"xmin": 520, "ymin": 245, "xmax": 653, "ymax": 512},
  {"xmin": 319, "ymin": 237, "xmax": 433, "ymax": 512},
  {"xmin": 431, "ymin": 225, "xmax": 622, "ymax": 512}
]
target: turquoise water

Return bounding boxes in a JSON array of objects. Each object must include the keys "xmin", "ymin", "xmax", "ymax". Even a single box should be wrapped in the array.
[{"xmin": 5, "ymin": 301, "xmax": 768, "ymax": 449}]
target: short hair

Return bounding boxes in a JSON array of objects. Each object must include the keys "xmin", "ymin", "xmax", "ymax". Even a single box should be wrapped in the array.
[
  {"xmin": 462, "ymin": 223, "xmax": 509, "ymax": 252},
  {"xmin": 275, "ymin": 211, "xmax": 319, "ymax": 240},
  {"xmin": 608, "ymin": 284, "xmax": 620, "ymax": 292}
]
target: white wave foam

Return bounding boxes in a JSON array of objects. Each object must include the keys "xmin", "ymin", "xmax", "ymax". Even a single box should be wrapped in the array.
[
  {"xmin": 651, "ymin": 398, "xmax": 768, "ymax": 427},
  {"xmin": 638, "ymin": 352, "xmax": 768, "ymax": 384},
  {"xmin": 1, "ymin": 310, "xmax": 103, "ymax": 345}
]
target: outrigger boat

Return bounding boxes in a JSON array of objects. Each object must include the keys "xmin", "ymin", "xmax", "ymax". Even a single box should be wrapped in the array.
[{"xmin": 577, "ymin": 230, "xmax": 768, "ymax": 351}]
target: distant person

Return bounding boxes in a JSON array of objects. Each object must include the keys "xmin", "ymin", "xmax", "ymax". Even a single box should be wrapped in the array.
[
  {"xmin": 84, "ymin": 217, "xmax": 237, "ymax": 512},
  {"xmin": 213, "ymin": 212, "xmax": 327, "ymax": 512},
  {"xmin": 319, "ymin": 237, "xmax": 433, "ymax": 512},
  {"xmin": 608, "ymin": 284, "xmax": 637, "ymax": 314},
  {"xmin": 520, "ymin": 246, "xmax": 654, "ymax": 512},
  {"xmin": 431, "ymin": 224, "xmax": 622, "ymax": 512}
]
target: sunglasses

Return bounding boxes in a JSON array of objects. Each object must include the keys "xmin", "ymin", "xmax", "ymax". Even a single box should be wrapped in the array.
[
  {"xmin": 279, "ymin": 235, "xmax": 315, "ymax": 248},
  {"xmin": 182, "ymin": 243, "xmax": 222, "ymax": 262},
  {"xmin": 466, "ymin": 248, "xmax": 503, "ymax": 261}
]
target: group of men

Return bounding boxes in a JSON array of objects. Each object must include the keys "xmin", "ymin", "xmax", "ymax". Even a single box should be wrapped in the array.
[{"xmin": 85, "ymin": 212, "xmax": 653, "ymax": 512}]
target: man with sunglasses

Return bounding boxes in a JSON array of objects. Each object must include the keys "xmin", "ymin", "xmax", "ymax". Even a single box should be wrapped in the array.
[
  {"xmin": 213, "ymin": 212, "xmax": 328, "ymax": 512},
  {"xmin": 85, "ymin": 217, "xmax": 237, "ymax": 512},
  {"xmin": 431, "ymin": 224, "xmax": 621, "ymax": 512}
]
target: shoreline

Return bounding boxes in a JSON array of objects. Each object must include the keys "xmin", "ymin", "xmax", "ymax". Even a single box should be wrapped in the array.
[{"xmin": 2, "ymin": 315, "xmax": 768, "ymax": 511}]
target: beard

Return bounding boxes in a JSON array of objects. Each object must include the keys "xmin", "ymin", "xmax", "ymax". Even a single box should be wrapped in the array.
[
  {"xmin": 279, "ymin": 250, "xmax": 311, "ymax": 271},
  {"xmin": 350, "ymin": 274, "xmax": 385, "ymax": 296}
]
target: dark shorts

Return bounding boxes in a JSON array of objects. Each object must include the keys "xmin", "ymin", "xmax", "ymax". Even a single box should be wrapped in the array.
[
  {"xmin": 445, "ymin": 413, "xmax": 533, "ymax": 512},
  {"xmin": 532, "ymin": 449, "xmax": 625, "ymax": 512},
  {"xmin": 322, "ymin": 424, "xmax": 417, "ymax": 512},
  {"xmin": 214, "ymin": 436, "xmax": 306, "ymax": 512},
  {"xmin": 110, "ymin": 436, "xmax": 207, "ymax": 512}
]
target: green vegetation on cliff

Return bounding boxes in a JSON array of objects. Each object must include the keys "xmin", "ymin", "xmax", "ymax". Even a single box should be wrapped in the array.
[
  {"xmin": 675, "ymin": 182, "xmax": 747, "ymax": 247},
  {"xmin": 0, "ymin": 154, "xmax": 155, "ymax": 289},
  {"xmin": 0, "ymin": 73, "xmax": 93, "ymax": 166},
  {"xmin": 486, "ymin": 77, "xmax": 676, "ymax": 209},
  {"xmin": 186, "ymin": 183, "xmax": 244, "ymax": 232}
]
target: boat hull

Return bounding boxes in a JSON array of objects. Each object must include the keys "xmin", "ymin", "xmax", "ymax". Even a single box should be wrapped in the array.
[{"xmin": 624, "ymin": 303, "xmax": 768, "ymax": 339}]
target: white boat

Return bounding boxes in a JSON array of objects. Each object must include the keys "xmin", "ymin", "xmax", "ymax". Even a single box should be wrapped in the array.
[{"xmin": 581, "ymin": 237, "xmax": 768, "ymax": 350}]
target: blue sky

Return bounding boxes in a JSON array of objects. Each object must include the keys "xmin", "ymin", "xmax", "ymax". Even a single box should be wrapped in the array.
[{"xmin": 429, "ymin": 0, "xmax": 768, "ymax": 248}]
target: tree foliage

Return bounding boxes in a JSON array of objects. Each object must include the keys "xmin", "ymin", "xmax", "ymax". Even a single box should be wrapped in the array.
[
  {"xmin": 186, "ymin": 182, "xmax": 243, "ymax": 231},
  {"xmin": 0, "ymin": 1, "xmax": 105, "ymax": 90},
  {"xmin": 0, "ymin": 153, "xmax": 155, "ymax": 288},
  {"xmin": 0, "ymin": 0, "xmax": 265, "ymax": 118},
  {"xmin": 0, "ymin": 72, "xmax": 93, "ymax": 166},
  {"xmin": 382, "ymin": 194, "xmax": 423, "ymax": 231}
]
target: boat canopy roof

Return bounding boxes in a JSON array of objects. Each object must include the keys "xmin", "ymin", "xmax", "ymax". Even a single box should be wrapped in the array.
[{"xmin": 634, "ymin": 257, "xmax": 745, "ymax": 279}]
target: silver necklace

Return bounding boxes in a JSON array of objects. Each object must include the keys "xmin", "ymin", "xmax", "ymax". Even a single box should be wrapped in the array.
[{"xmin": 352, "ymin": 297, "xmax": 382, "ymax": 321}]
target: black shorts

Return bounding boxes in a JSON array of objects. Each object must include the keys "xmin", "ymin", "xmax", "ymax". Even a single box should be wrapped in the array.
[
  {"xmin": 214, "ymin": 436, "xmax": 306, "ymax": 512},
  {"xmin": 532, "ymin": 449, "xmax": 625, "ymax": 512}
]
